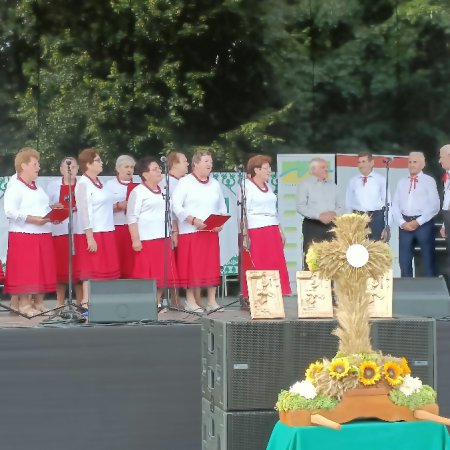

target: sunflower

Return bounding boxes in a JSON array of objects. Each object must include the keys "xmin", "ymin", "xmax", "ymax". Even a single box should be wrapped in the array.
[
  {"xmin": 305, "ymin": 247, "xmax": 320, "ymax": 272},
  {"xmin": 328, "ymin": 358, "xmax": 350, "ymax": 379},
  {"xmin": 383, "ymin": 361, "xmax": 403, "ymax": 386},
  {"xmin": 400, "ymin": 357, "xmax": 411, "ymax": 375},
  {"xmin": 305, "ymin": 361, "xmax": 324, "ymax": 383},
  {"xmin": 359, "ymin": 361, "xmax": 381, "ymax": 386}
]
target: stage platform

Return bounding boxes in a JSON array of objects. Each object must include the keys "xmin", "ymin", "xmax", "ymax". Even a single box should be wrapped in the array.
[{"xmin": 0, "ymin": 297, "xmax": 449, "ymax": 450}]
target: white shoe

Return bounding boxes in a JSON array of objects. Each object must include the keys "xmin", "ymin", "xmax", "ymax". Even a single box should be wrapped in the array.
[
  {"xmin": 184, "ymin": 301, "xmax": 204, "ymax": 313},
  {"xmin": 205, "ymin": 304, "xmax": 225, "ymax": 313}
]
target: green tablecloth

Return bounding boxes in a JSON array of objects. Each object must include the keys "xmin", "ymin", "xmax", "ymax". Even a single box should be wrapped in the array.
[{"xmin": 267, "ymin": 420, "xmax": 450, "ymax": 450}]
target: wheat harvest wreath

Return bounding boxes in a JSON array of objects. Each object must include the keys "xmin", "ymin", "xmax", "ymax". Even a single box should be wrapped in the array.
[{"xmin": 275, "ymin": 214, "xmax": 450, "ymax": 430}]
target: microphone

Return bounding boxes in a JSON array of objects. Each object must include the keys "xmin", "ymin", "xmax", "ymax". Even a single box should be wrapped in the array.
[
  {"xmin": 65, "ymin": 159, "xmax": 72, "ymax": 166},
  {"xmin": 160, "ymin": 156, "xmax": 167, "ymax": 163},
  {"xmin": 235, "ymin": 164, "xmax": 245, "ymax": 172},
  {"xmin": 383, "ymin": 157, "xmax": 392, "ymax": 165}
]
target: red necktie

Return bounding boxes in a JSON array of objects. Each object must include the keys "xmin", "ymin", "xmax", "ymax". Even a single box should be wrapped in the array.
[
  {"xmin": 362, "ymin": 176, "xmax": 367, "ymax": 186},
  {"xmin": 409, "ymin": 176, "xmax": 418, "ymax": 193},
  {"xmin": 443, "ymin": 172, "xmax": 449, "ymax": 184}
]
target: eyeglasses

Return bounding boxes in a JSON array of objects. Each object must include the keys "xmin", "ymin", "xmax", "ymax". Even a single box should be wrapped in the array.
[
  {"xmin": 93, "ymin": 158, "xmax": 102, "ymax": 163},
  {"xmin": 259, "ymin": 165, "xmax": 271, "ymax": 171}
]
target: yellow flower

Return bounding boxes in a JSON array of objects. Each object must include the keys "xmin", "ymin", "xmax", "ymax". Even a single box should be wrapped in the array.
[
  {"xmin": 400, "ymin": 357, "xmax": 411, "ymax": 375},
  {"xmin": 305, "ymin": 247, "xmax": 320, "ymax": 272},
  {"xmin": 383, "ymin": 361, "xmax": 403, "ymax": 386},
  {"xmin": 305, "ymin": 361, "xmax": 324, "ymax": 383},
  {"xmin": 359, "ymin": 361, "xmax": 381, "ymax": 386},
  {"xmin": 328, "ymin": 358, "xmax": 350, "ymax": 379}
]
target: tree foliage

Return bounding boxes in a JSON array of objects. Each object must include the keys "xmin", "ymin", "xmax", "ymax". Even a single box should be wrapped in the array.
[{"xmin": 0, "ymin": 0, "xmax": 450, "ymax": 172}]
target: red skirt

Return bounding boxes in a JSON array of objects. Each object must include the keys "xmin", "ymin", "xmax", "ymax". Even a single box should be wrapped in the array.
[
  {"xmin": 53, "ymin": 235, "xmax": 80, "ymax": 283},
  {"xmin": 131, "ymin": 238, "xmax": 179, "ymax": 288},
  {"xmin": 4, "ymin": 232, "xmax": 57, "ymax": 294},
  {"xmin": 0, "ymin": 259, "xmax": 5, "ymax": 283},
  {"xmin": 176, "ymin": 232, "xmax": 221, "ymax": 287},
  {"xmin": 114, "ymin": 225, "xmax": 135, "ymax": 278},
  {"xmin": 74, "ymin": 232, "xmax": 120, "ymax": 280},
  {"xmin": 243, "ymin": 225, "xmax": 291, "ymax": 296}
]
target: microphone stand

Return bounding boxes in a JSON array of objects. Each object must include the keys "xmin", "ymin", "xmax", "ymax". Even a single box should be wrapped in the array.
[
  {"xmin": 382, "ymin": 158, "xmax": 392, "ymax": 243},
  {"xmin": 206, "ymin": 165, "xmax": 249, "ymax": 315},
  {"xmin": 43, "ymin": 160, "xmax": 84, "ymax": 322},
  {"xmin": 161, "ymin": 158, "xmax": 203, "ymax": 317}
]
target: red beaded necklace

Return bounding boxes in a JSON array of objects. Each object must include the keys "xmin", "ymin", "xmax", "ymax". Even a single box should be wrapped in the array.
[
  {"xmin": 192, "ymin": 172, "xmax": 209, "ymax": 184},
  {"xmin": 250, "ymin": 177, "xmax": 268, "ymax": 193},
  {"xmin": 83, "ymin": 173, "xmax": 103, "ymax": 189},
  {"xmin": 18, "ymin": 176, "xmax": 37, "ymax": 190},
  {"xmin": 143, "ymin": 182, "xmax": 161, "ymax": 194},
  {"xmin": 116, "ymin": 176, "xmax": 132, "ymax": 186}
]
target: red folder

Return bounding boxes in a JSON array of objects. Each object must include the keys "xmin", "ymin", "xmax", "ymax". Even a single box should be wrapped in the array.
[
  {"xmin": 45, "ymin": 208, "xmax": 69, "ymax": 223},
  {"xmin": 126, "ymin": 182, "xmax": 139, "ymax": 200},
  {"xmin": 59, "ymin": 185, "xmax": 77, "ymax": 209},
  {"xmin": 202, "ymin": 214, "xmax": 231, "ymax": 231}
]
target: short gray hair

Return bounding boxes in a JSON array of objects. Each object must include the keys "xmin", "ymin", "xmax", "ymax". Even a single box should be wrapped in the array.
[
  {"xmin": 192, "ymin": 149, "xmax": 212, "ymax": 167},
  {"xmin": 408, "ymin": 151, "xmax": 425, "ymax": 162},
  {"xmin": 309, "ymin": 158, "xmax": 326, "ymax": 173},
  {"xmin": 115, "ymin": 154, "xmax": 136, "ymax": 171}
]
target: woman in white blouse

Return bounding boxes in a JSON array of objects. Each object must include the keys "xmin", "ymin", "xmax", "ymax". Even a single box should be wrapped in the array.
[
  {"xmin": 46, "ymin": 156, "xmax": 83, "ymax": 306},
  {"xmin": 172, "ymin": 150, "xmax": 227, "ymax": 312},
  {"xmin": 241, "ymin": 154, "xmax": 291, "ymax": 296},
  {"xmin": 74, "ymin": 148, "xmax": 120, "ymax": 304},
  {"xmin": 127, "ymin": 156, "xmax": 178, "ymax": 308},
  {"xmin": 3, "ymin": 148, "xmax": 57, "ymax": 315},
  {"xmin": 105, "ymin": 155, "xmax": 136, "ymax": 278}
]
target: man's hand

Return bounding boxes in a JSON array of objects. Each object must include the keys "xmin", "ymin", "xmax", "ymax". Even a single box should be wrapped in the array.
[
  {"xmin": 319, "ymin": 211, "xmax": 336, "ymax": 224},
  {"xmin": 381, "ymin": 226, "xmax": 391, "ymax": 242},
  {"xmin": 440, "ymin": 227, "xmax": 446, "ymax": 238}
]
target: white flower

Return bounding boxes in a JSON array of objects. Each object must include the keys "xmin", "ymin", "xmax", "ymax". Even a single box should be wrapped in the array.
[
  {"xmin": 399, "ymin": 374, "xmax": 422, "ymax": 396},
  {"xmin": 289, "ymin": 380, "xmax": 317, "ymax": 399}
]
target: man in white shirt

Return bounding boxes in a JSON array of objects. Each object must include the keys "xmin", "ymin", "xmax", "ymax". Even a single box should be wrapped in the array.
[
  {"xmin": 392, "ymin": 151, "xmax": 440, "ymax": 277},
  {"xmin": 439, "ymin": 144, "xmax": 450, "ymax": 277},
  {"xmin": 345, "ymin": 151, "xmax": 390, "ymax": 241},
  {"xmin": 296, "ymin": 158, "xmax": 343, "ymax": 267}
]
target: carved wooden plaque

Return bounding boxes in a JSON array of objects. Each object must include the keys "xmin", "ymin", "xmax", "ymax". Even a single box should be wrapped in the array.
[
  {"xmin": 296, "ymin": 271, "xmax": 333, "ymax": 318},
  {"xmin": 246, "ymin": 270, "xmax": 285, "ymax": 319},
  {"xmin": 368, "ymin": 270, "xmax": 393, "ymax": 318}
]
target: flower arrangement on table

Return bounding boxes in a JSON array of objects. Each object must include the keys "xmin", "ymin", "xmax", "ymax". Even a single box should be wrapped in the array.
[{"xmin": 276, "ymin": 214, "xmax": 445, "ymax": 428}]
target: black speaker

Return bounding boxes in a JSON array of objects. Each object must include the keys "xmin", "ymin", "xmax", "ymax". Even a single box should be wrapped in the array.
[
  {"xmin": 393, "ymin": 276, "xmax": 450, "ymax": 318},
  {"xmin": 202, "ymin": 317, "xmax": 436, "ymax": 411},
  {"xmin": 88, "ymin": 279, "xmax": 157, "ymax": 323},
  {"xmin": 201, "ymin": 398, "xmax": 277, "ymax": 450}
]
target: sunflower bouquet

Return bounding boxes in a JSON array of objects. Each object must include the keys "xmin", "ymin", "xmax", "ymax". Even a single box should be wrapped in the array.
[
  {"xmin": 276, "ymin": 214, "xmax": 440, "ymax": 425},
  {"xmin": 276, "ymin": 354, "xmax": 436, "ymax": 413}
]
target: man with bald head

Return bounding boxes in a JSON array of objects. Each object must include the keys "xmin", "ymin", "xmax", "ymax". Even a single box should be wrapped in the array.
[
  {"xmin": 392, "ymin": 151, "xmax": 440, "ymax": 277},
  {"xmin": 296, "ymin": 158, "xmax": 343, "ymax": 268}
]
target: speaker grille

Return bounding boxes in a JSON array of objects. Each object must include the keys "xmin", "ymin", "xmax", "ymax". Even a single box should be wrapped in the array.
[
  {"xmin": 201, "ymin": 399, "xmax": 277, "ymax": 450},
  {"xmin": 202, "ymin": 317, "xmax": 436, "ymax": 411},
  {"xmin": 372, "ymin": 318, "xmax": 435, "ymax": 386}
]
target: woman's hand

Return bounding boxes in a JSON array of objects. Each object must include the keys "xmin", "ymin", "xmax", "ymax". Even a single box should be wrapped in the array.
[
  {"xmin": 27, "ymin": 215, "xmax": 50, "ymax": 226},
  {"xmin": 171, "ymin": 232, "xmax": 178, "ymax": 248},
  {"xmin": 211, "ymin": 226, "xmax": 223, "ymax": 233},
  {"xmin": 132, "ymin": 239, "xmax": 143, "ymax": 252},
  {"xmin": 192, "ymin": 217, "xmax": 206, "ymax": 230},
  {"xmin": 51, "ymin": 202, "xmax": 65, "ymax": 209},
  {"xmin": 87, "ymin": 235, "xmax": 98, "ymax": 252},
  {"xmin": 116, "ymin": 200, "xmax": 127, "ymax": 212}
]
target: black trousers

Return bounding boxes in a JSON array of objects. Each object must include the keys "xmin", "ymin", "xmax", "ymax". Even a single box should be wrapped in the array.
[{"xmin": 302, "ymin": 218, "xmax": 334, "ymax": 268}]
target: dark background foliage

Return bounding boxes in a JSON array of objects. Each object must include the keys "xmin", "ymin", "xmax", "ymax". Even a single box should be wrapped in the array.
[{"xmin": 1, "ymin": 0, "xmax": 450, "ymax": 173}]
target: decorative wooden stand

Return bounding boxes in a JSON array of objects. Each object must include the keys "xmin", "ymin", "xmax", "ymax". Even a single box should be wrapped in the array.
[{"xmin": 279, "ymin": 387, "xmax": 449, "ymax": 430}]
